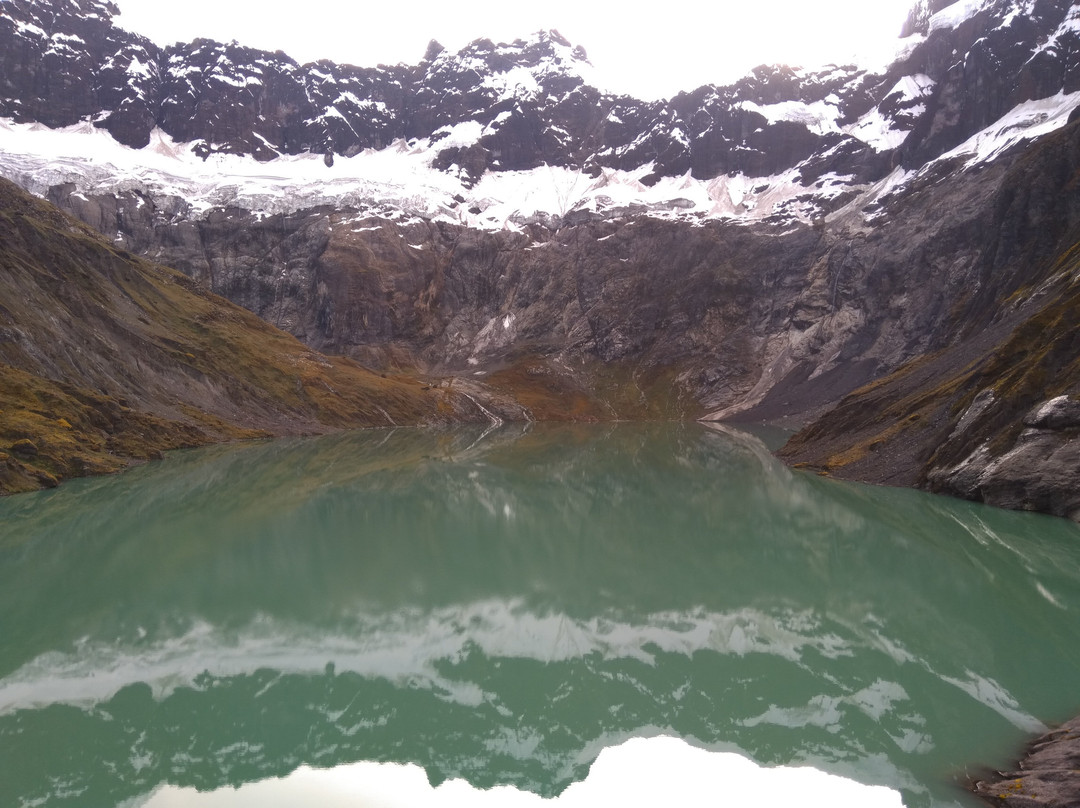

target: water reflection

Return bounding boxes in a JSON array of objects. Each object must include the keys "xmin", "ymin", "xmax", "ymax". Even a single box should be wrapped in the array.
[{"xmin": 2, "ymin": 423, "xmax": 1079, "ymax": 807}]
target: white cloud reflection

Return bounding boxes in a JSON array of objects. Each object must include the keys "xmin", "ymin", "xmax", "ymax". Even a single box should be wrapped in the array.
[{"xmin": 134, "ymin": 736, "xmax": 903, "ymax": 808}]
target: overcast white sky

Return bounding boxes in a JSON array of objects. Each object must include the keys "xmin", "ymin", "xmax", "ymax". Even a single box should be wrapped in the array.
[{"xmin": 112, "ymin": 0, "xmax": 918, "ymax": 99}]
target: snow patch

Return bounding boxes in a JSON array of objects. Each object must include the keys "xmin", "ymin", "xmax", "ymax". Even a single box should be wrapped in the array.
[
  {"xmin": 846, "ymin": 109, "xmax": 911, "ymax": 152},
  {"xmin": 127, "ymin": 56, "xmax": 152, "ymax": 79},
  {"xmin": 929, "ymin": 0, "xmax": 994, "ymax": 32},
  {"xmin": 51, "ymin": 32, "xmax": 86, "ymax": 46},
  {"xmin": 483, "ymin": 66, "xmax": 541, "ymax": 101},
  {"xmin": 884, "ymin": 74, "xmax": 935, "ymax": 104},
  {"xmin": 740, "ymin": 99, "xmax": 841, "ymax": 137},
  {"xmin": 15, "ymin": 20, "xmax": 47, "ymax": 39},
  {"xmin": 933, "ymin": 90, "xmax": 1080, "ymax": 168},
  {"xmin": 432, "ymin": 120, "xmax": 485, "ymax": 150},
  {"xmin": 212, "ymin": 71, "xmax": 262, "ymax": 89}
]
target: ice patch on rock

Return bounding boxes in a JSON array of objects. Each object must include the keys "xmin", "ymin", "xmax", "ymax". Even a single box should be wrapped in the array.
[{"xmin": 929, "ymin": 0, "xmax": 995, "ymax": 32}]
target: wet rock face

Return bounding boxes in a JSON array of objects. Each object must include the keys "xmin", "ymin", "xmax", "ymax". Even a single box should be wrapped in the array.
[
  {"xmin": 46, "ymin": 178, "xmax": 819, "ymax": 409},
  {"xmin": 930, "ymin": 395, "xmax": 1080, "ymax": 521},
  {"xmin": 930, "ymin": 429, "xmax": 1080, "ymax": 521}
]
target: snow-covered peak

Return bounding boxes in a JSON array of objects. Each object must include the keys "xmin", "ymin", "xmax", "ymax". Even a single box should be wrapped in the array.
[
  {"xmin": 905, "ymin": 0, "xmax": 1067, "ymax": 39},
  {"xmin": 6, "ymin": 73, "xmax": 1078, "ymax": 238},
  {"xmin": 1, "ymin": 0, "xmax": 117, "ymax": 36},
  {"xmin": 900, "ymin": 0, "xmax": 935, "ymax": 37},
  {"xmin": 420, "ymin": 29, "xmax": 598, "ymax": 101},
  {"xmin": 899, "ymin": 0, "xmax": 1051, "ymax": 38},
  {"xmin": 2, "ymin": 0, "xmax": 1080, "ymax": 233},
  {"xmin": 439, "ymin": 29, "xmax": 591, "ymax": 70}
]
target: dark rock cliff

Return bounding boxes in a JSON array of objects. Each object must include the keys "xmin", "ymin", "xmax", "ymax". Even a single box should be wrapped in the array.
[{"xmin": 971, "ymin": 716, "xmax": 1080, "ymax": 805}]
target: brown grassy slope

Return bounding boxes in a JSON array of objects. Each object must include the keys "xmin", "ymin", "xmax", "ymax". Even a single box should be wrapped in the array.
[{"xmin": 0, "ymin": 178, "xmax": 457, "ymax": 493}]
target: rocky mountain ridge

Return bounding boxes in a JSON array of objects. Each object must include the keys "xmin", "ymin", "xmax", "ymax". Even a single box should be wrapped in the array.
[
  {"xmin": 4, "ymin": 0, "xmax": 1080, "ymax": 236},
  {"xmin": 2, "ymin": 0, "xmax": 1078, "ymax": 208}
]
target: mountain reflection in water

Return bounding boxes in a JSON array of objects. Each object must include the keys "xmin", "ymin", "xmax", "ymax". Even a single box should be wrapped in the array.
[{"xmin": 1, "ymin": 422, "xmax": 1079, "ymax": 808}]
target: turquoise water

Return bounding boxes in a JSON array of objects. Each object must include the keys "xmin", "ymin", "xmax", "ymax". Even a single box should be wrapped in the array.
[{"xmin": 1, "ymin": 422, "xmax": 1079, "ymax": 807}]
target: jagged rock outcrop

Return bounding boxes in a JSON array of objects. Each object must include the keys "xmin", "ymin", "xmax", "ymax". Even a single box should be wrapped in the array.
[{"xmin": 4, "ymin": 0, "xmax": 1080, "ymax": 189}]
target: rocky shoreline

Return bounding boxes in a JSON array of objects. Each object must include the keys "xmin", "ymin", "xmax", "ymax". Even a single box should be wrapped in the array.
[{"xmin": 971, "ymin": 716, "xmax": 1080, "ymax": 806}]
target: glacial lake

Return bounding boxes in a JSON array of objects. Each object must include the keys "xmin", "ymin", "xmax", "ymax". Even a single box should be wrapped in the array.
[{"xmin": 2, "ymin": 422, "xmax": 1080, "ymax": 808}]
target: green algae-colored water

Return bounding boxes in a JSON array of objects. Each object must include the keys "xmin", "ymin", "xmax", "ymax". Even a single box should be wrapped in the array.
[{"xmin": 2, "ymin": 422, "xmax": 1079, "ymax": 807}]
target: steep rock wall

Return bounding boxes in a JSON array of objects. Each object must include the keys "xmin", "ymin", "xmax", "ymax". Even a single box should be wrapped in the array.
[{"xmin": 45, "ymin": 119, "xmax": 1061, "ymax": 431}]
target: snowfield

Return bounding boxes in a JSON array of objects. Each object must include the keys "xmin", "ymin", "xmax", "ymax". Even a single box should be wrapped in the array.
[{"xmin": 2, "ymin": 82, "xmax": 1079, "ymax": 232}]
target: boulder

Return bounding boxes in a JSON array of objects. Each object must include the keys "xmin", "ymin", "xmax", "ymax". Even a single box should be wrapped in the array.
[
  {"xmin": 1022, "ymin": 395, "xmax": 1080, "ymax": 430},
  {"xmin": 972, "ymin": 716, "xmax": 1080, "ymax": 806}
]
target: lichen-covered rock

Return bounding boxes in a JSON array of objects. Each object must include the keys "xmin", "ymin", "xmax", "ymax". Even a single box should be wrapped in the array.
[
  {"xmin": 1023, "ymin": 395, "xmax": 1080, "ymax": 430},
  {"xmin": 935, "ymin": 432, "xmax": 1080, "ymax": 521},
  {"xmin": 972, "ymin": 716, "xmax": 1080, "ymax": 806}
]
